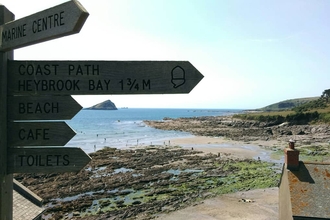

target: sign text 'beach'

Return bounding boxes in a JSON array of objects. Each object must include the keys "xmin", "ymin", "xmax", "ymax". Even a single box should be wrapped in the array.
[{"xmin": 8, "ymin": 95, "xmax": 82, "ymax": 120}]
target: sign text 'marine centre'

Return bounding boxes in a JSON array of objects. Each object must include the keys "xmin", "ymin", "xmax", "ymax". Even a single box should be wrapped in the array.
[
  {"xmin": 0, "ymin": 0, "xmax": 88, "ymax": 51},
  {"xmin": 7, "ymin": 61, "xmax": 204, "ymax": 95}
]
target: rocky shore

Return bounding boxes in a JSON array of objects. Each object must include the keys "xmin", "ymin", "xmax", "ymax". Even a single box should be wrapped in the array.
[
  {"xmin": 14, "ymin": 146, "xmax": 279, "ymax": 219},
  {"xmin": 144, "ymin": 116, "xmax": 330, "ymax": 145}
]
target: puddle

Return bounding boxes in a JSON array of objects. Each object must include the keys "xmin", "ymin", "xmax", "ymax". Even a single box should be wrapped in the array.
[
  {"xmin": 50, "ymin": 190, "xmax": 105, "ymax": 204},
  {"xmin": 114, "ymin": 167, "xmax": 133, "ymax": 174},
  {"xmin": 81, "ymin": 189, "xmax": 149, "ymax": 216},
  {"xmin": 164, "ymin": 169, "xmax": 204, "ymax": 175},
  {"xmin": 92, "ymin": 167, "xmax": 134, "ymax": 178}
]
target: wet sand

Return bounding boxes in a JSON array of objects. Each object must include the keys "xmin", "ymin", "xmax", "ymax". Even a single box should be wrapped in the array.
[{"xmin": 168, "ymin": 136, "xmax": 285, "ymax": 161}]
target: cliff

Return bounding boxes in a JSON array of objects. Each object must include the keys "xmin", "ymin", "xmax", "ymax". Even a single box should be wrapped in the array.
[{"xmin": 85, "ymin": 100, "xmax": 117, "ymax": 110}]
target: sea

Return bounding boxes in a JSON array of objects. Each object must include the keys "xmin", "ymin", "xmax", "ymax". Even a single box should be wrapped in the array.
[{"xmin": 65, "ymin": 108, "xmax": 243, "ymax": 154}]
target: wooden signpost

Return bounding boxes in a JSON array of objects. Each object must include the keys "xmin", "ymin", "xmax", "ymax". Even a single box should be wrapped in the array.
[
  {"xmin": 7, "ymin": 147, "xmax": 91, "ymax": 173},
  {"xmin": 0, "ymin": 0, "xmax": 89, "ymax": 51},
  {"xmin": 8, "ymin": 122, "xmax": 76, "ymax": 146},
  {"xmin": 0, "ymin": 1, "xmax": 90, "ymax": 219},
  {"xmin": 7, "ymin": 60, "xmax": 203, "ymax": 95},
  {"xmin": 0, "ymin": 1, "xmax": 203, "ymax": 219},
  {"xmin": 8, "ymin": 95, "xmax": 82, "ymax": 120}
]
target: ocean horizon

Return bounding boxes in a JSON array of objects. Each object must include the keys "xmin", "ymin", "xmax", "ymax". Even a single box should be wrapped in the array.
[{"xmin": 65, "ymin": 108, "xmax": 244, "ymax": 153}]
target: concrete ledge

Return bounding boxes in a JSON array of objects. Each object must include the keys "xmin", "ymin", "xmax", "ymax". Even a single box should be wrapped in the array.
[{"xmin": 13, "ymin": 179, "xmax": 43, "ymax": 207}]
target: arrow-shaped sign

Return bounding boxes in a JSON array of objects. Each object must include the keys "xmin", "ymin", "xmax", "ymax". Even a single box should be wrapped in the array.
[
  {"xmin": 8, "ymin": 95, "xmax": 82, "ymax": 120},
  {"xmin": 8, "ymin": 122, "xmax": 76, "ymax": 147},
  {"xmin": 7, "ymin": 61, "xmax": 204, "ymax": 95},
  {"xmin": 7, "ymin": 147, "xmax": 91, "ymax": 173},
  {"xmin": 0, "ymin": 0, "xmax": 88, "ymax": 51}
]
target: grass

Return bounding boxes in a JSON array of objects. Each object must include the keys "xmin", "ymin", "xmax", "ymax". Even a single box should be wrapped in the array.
[
  {"xmin": 270, "ymin": 144, "xmax": 330, "ymax": 162},
  {"xmin": 212, "ymin": 161, "xmax": 280, "ymax": 195}
]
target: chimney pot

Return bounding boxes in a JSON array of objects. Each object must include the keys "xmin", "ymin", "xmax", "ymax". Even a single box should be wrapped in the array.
[
  {"xmin": 289, "ymin": 139, "xmax": 295, "ymax": 149},
  {"xmin": 285, "ymin": 140, "xmax": 299, "ymax": 170}
]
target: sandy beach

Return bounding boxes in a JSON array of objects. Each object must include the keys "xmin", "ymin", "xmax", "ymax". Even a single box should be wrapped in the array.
[{"xmin": 169, "ymin": 135, "xmax": 285, "ymax": 160}]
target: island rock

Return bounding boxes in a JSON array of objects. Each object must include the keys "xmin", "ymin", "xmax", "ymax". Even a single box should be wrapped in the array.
[{"xmin": 85, "ymin": 100, "xmax": 117, "ymax": 110}]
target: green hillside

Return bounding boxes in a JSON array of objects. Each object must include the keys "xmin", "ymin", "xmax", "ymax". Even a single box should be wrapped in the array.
[
  {"xmin": 258, "ymin": 97, "xmax": 319, "ymax": 111},
  {"xmin": 236, "ymin": 95, "xmax": 330, "ymax": 124}
]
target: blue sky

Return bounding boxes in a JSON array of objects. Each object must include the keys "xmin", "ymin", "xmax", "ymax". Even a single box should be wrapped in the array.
[{"xmin": 2, "ymin": 0, "xmax": 330, "ymax": 109}]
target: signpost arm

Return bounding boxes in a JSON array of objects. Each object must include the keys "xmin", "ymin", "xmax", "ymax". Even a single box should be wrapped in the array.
[{"xmin": 0, "ymin": 5, "xmax": 14, "ymax": 220}]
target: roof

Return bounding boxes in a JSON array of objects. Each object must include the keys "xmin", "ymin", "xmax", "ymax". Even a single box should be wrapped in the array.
[
  {"xmin": 13, "ymin": 179, "xmax": 45, "ymax": 220},
  {"xmin": 288, "ymin": 162, "xmax": 330, "ymax": 218}
]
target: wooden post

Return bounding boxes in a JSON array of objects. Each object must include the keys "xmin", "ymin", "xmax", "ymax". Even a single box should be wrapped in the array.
[{"xmin": 0, "ymin": 4, "xmax": 14, "ymax": 220}]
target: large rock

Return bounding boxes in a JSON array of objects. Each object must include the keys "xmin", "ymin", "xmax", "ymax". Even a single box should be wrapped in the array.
[{"xmin": 85, "ymin": 100, "xmax": 117, "ymax": 110}]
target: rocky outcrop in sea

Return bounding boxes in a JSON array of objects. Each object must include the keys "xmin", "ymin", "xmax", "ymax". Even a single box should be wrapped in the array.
[{"xmin": 85, "ymin": 100, "xmax": 117, "ymax": 110}]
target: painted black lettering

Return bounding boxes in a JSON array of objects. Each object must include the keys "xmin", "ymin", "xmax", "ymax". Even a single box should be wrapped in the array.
[
  {"xmin": 43, "ymin": 129, "xmax": 50, "ymax": 140},
  {"xmin": 92, "ymin": 65, "xmax": 100, "ymax": 75},
  {"xmin": 41, "ymin": 80, "xmax": 49, "ymax": 91},
  {"xmin": 18, "ymin": 129, "xmax": 25, "ymax": 140},
  {"xmin": 96, "ymin": 80, "xmax": 103, "ymax": 90},
  {"xmin": 46, "ymin": 155, "xmax": 52, "ymax": 166},
  {"xmin": 18, "ymin": 64, "xmax": 58, "ymax": 75},
  {"xmin": 39, "ymin": 155, "xmax": 45, "ymax": 166},
  {"xmin": 89, "ymin": 80, "xmax": 111, "ymax": 90},
  {"xmin": 18, "ymin": 80, "xmax": 26, "ymax": 91},
  {"xmin": 18, "ymin": 80, "xmax": 80, "ymax": 91},
  {"xmin": 76, "ymin": 65, "xmax": 83, "ymax": 75},
  {"xmin": 69, "ymin": 64, "xmax": 100, "ymax": 75},
  {"xmin": 49, "ymin": 80, "xmax": 56, "ymax": 91},
  {"xmin": 32, "ymin": 12, "xmax": 65, "ymax": 33},
  {"xmin": 54, "ymin": 13, "xmax": 59, "ymax": 27},
  {"xmin": 60, "ymin": 11, "xmax": 65, "ymax": 25},
  {"xmin": 35, "ymin": 103, "xmax": 42, "ymax": 113},
  {"xmin": 63, "ymin": 155, "xmax": 70, "ymax": 166},
  {"xmin": 73, "ymin": 80, "xmax": 80, "ymax": 90},
  {"xmin": 68, "ymin": 64, "xmax": 75, "ymax": 75},
  {"xmin": 19, "ymin": 155, "xmax": 25, "ymax": 166},
  {"xmin": 143, "ymin": 79, "xmax": 151, "ymax": 90},
  {"xmin": 43, "ymin": 65, "xmax": 50, "ymax": 75},
  {"xmin": 18, "ymin": 103, "xmax": 25, "ymax": 114},
  {"xmin": 1, "ymin": 24, "xmax": 26, "ymax": 42},
  {"xmin": 104, "ymin": 80, "xmax": 110, "ymax": 90},
  {"xmin": 89, "ymin": 80, "xmax": 95, "ymax": 90},
  {"xmin": 35, "ymin": 65, "xmax": 43, "ymax": 75},
  {"xmin": 51, "ymin": 102, "xmax": 59, "ymax": 113},
  {"xmin": 55, "ymin": 155, "xmax": 61, "ymax": 166},
  {"xmin": 27, "ymin": 155, "xmax": 34, "ymax": 166},
  {"xmin": 32, "ymin": 20, "xmax": 38, "ymax": 33},
  {"xmin": 18, "ymin": 64, "xmax": 25, "ymax": 75},
  {"xmin": 34, "ymin": 80, "xmax": 41, "ymax": 89}
]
